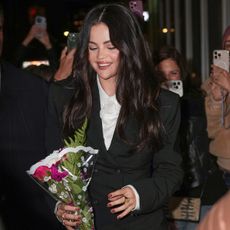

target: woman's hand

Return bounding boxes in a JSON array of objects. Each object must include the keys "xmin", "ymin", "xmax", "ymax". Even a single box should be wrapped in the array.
[
  {"xmin": 36, "ymin": 28, "xmax": 52, "ymax": 49},
  {"xmin": 107, "ymin": 187, "xmax": 136, "ymax": 219},
  {"xmin": 53, "ymin": 47, "xmax": 76, "ymax": 81},
  {"xmin": 209, "ymin": 80, "xmax": 227, "ymax": 102},
  {"xmin": 56, "ymin": 202, "xmax": 81, "ymax": 230},
  {"xmin": 211, "ymin": 65, "xmax": 230, "ymax": 92},
  {"xmin": 22, "ymin": 24, "xmax": 38, "ymax": 46}
]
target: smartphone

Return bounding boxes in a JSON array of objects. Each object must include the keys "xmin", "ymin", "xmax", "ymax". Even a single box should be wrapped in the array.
[
  {"xmin": 67, "ymin": 32, "xmax": 78, "ymax": 52},
  {"xmin": 166, "ymin": 80, "xmax": 183, "ymax": 97},
  {"xmin": 213, "ymin": 50, "xmax": 230, "ymax": 72},
  {"xmin": 34, "ymin": 16, "xmax": 46, "ymax": 38},
  {"xmin": 35, "ymin": 16, "xmax": 47, "ymax": 28},
  {"xmin": 129, "ymin": 1, "xmax": 143, "ymax": 17}
]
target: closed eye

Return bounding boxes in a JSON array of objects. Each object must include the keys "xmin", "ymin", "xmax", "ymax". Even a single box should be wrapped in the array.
[
  {"xmin": 89, "ymin": 46, "xmax": 97, "ymax": 51},
  {"xmin": 108, "ymin": 46, "xmax": 116, "ymax": 50}
]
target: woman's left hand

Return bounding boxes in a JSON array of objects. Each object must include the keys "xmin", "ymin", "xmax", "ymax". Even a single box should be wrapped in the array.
[{"xmin": 107, "ymin": 187, "xmax": 136, "ymax": 219}]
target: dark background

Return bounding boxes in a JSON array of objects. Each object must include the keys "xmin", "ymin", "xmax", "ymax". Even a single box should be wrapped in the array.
[
  {"xmin": 0, "ymin": 0, "xmax": 227, "ymax": 79},
  {"xmin": 1, "ymin": 0, "xmax": 129, "ymax": 62}
]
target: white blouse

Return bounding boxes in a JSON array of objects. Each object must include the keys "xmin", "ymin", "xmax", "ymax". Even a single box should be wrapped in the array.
[{"xmin": 97, "ymin": 78, "xmax": 121, "ymax": 150}]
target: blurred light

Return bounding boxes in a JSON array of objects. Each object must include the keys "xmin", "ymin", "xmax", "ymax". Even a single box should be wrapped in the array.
[
  {"xmin": 143, "ymin": 11, "xmax": 149, "ymax": 21},
  {"xmin": 170, "ymin": 28, "xmax": 175, "ymax": 32},
  {"xmin": 162, "ymin": 28, "xmax": 168, "ymax": 33},
  {"xmin": 64, "ymin": 31, "xmax": 69, "ymax": 37},
  {"xmin": 29, "ymin": 7, "xmax": 37, "ymax": 18},
  {"xmin": 22, "ymin": 60, "xmax": 49, "ymax": 68}
]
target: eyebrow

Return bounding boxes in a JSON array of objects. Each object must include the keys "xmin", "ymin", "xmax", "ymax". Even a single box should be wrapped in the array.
[{"xmin": 88, "ymin": 40, "xmax": 112, "ymax": 45}]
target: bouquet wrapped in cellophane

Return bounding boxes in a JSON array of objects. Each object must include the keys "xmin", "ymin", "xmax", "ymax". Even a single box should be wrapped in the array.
[{"xmin": 27, "ymin": 119, "xmax": 98, "ymax": 230}]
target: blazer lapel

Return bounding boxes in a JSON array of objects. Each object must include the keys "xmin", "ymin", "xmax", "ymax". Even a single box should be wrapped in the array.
[{"xmin": 87, "ymin": 81, "xmax": 106, "ymax": 151}]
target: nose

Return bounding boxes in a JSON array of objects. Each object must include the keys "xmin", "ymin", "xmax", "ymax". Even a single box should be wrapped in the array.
[{"xmin": 97, "ymin": 48, "xmax": 106, "ymax": 59}]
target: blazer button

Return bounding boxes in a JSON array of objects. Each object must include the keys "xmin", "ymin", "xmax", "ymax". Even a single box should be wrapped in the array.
[{"xmin": 94, "ymin": 169, "xmax": 98, "ymax": 173}]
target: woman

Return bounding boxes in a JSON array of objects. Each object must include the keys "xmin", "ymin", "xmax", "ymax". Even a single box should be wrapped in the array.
[
  {"xmin": 55, "ymin": 4, "xmax": 183, "ymax": 230},
  {"xmin": 153, "ymin": 46, "xmax": 188, "ymax": 82},
  {"xmin": 154, "ymin": 46, "xmax": 208, "ymax": 190},
  {"xmin": 202, "ymin": 25, "xmax": 230, "ymax": 189}
]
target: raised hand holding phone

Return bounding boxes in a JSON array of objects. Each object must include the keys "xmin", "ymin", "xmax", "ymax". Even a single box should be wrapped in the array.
[
  {"xmin": 212, "ymin": 50, "xmax": 230, "ymax": 92},
  {"xmin": 34, "ymin": 16, "xmax": 47, "ymax": 38}
]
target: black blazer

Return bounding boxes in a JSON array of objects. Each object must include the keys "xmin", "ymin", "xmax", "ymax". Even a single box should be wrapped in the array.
[
  {"xmin": 0, "ymin": 61, "xmax": 64, "ymax": 230},
  {"xmin": 87, "ymin": 84, "xmax": 183, "ymax": 230}
]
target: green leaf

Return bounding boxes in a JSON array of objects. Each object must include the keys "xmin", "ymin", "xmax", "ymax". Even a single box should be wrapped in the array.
[{"xmin": 64, "ymin": 118, "xmax": 88, "ymax": 147}]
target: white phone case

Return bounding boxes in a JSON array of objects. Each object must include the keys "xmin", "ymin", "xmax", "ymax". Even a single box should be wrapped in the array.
[
  {"xmin": 166, "ymin": 80, "xmax": 183, "ymax": 97},
  {"xmin": 213, "ymin": 50, "xmax": 230, "ymax": 72}
]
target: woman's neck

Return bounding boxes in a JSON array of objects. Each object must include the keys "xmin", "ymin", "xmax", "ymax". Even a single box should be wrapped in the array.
[{"xmin": 99, "ymin": 78, "xmax": 116, "ymax": 96}]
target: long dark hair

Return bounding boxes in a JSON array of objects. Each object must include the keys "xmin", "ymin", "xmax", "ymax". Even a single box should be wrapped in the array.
[
  {"xmin": 64, "ymin": 3, "xmax": 163, "ymax": 152},
  {"xmin": 153, "ymin": 46, "xmax": 189, "ymax": 82}
]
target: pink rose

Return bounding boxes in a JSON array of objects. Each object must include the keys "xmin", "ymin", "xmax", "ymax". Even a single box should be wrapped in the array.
[{"xmin": 34, "ymin": 166, "xmax": 51, "ymax": 181}]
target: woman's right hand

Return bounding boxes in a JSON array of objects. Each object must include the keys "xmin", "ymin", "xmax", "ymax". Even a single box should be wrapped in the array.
[
  {"xmin": 56, "ymin": 202, "xmax": 81, "ymax": 230},
  {"xmin": 211, "ymin": 65, "xmax": 230, "ymax": 92},
  {"xmin": 209, "ymin": 80, "xmax": 227, "ymax": 102},
  {"xmin": 53, "ymin": 47, "xmax": 76, "ymax": 81}
]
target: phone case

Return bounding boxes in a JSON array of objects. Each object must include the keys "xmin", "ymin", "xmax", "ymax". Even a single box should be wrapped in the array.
[
  {"xmin": 166, "ymin": 80, "xmax": 183, "ymax": 97},
  {"xmin": 67, "ymin": 32, "xmax": 78, "ymax": 52},
  {"xmin": 213, "ymin": 50, "xmax": 230, "ymax": 72},
  {"xmin": 35, "ymin": 16, "xmax": 47, "ymax": 28},
  {"xmin": 129, "ymin": 1, "xmax": 143, "ymax": 17}
]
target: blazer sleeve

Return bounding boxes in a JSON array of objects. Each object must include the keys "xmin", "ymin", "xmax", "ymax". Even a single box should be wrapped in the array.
[{"xmin": 132, "ymin": 92, "xmax": 183, "ymax": 214}]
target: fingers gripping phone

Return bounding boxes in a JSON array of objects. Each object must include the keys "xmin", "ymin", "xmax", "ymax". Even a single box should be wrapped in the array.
[
  {"xmin": 213, "ymin": 50, "xmax": 230, "ymax": 72},
  {"xmin": 67, "ymin": 32, "xmax": 78, "ymax": 53}
]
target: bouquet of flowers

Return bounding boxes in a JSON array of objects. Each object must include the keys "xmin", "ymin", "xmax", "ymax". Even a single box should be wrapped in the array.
[{"xmin": 27, "ymin": 119, "xmax": 98, "ymax": 230}]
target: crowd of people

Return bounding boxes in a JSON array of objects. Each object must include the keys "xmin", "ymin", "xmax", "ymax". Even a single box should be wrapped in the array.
[{"xmin": 0, "ymin": 2, "xmax": 230, "ymax": 230}]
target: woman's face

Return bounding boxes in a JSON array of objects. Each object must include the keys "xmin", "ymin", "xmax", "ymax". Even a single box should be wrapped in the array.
[
  {"xmin": 224, "ymin": 34, "xmax": 230, "ymax": 51},
  {"xmin": 158, "ymin": 58, "xmax": 181, "ymax": 81},
  {"xmin": 88, "ymin": 23, "xmax": 120, "ymax": 85}
]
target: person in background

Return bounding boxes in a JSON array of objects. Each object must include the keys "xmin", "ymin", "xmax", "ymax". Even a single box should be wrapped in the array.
[
  {"xmin": 154, "ymin": 46, "xmax": 227, "ymax": 230},
  {"xmin": 0, "ymin": 4, "xmax": 64, "ymax": 230},
  {"xmin": 45, "ymin": 46, "xmax": 76, "ymax": 153},
  {"xmin": 13, "ymin": 18, "xmax": 58, "ymax": 72},
  {"xmin": 202, "ymin": 25, "xmax": 230, "ymax": 190},
  {"xmin": 51, "ymin": 3, "xmax": 183, "ymax": 230}
]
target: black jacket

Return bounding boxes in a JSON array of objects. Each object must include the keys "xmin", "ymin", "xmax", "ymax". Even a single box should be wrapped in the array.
[
  {"xmin": 87, "ymin": 85, "xmax": 183, "ymax": 230},
  {"xmin": 0, "ymin": 61, "xmax": 64, "ymax": 230},
  {"xmin": 45, "ymin": 79, "xmax": 183, "ymax": 230}
]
